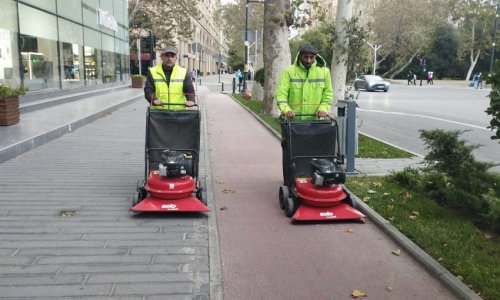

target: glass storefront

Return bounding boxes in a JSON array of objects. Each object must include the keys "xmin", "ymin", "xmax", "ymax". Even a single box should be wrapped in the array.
[{"xmin": 0, "ymin": 0, "xmax": 129, "ymax": 93}]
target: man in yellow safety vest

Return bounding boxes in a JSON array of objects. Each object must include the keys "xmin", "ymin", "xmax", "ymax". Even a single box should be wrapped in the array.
[{"xmin": 144, "ymin": 46, "xmax": 195, "ymax": 110}]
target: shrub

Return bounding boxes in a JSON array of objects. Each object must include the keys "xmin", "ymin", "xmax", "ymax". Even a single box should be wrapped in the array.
[
  {"xmin": 0, "ymin": 83, "xmax": 28, "ymax": 98},
  {"xmin": 391, "ymin": 129, "xmax": 500, "ymax": 233},
  {"xmin": 254, "ymin": 68, "xmax": 264, "ymax": 87}
]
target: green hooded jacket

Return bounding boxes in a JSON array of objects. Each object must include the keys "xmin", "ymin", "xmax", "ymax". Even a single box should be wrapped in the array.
[{"xmin": 276, "ymin": 53, "xmax": 333, "ymax": 120}]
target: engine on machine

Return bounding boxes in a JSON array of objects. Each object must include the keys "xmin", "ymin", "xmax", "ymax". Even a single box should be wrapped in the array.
[
  {"xmin": 158, "ymin": 150, "xmax": 194, "ymax": 178},
  {"xmin": 310, "ymin": 159, "xmax": 346, "ymax": 187}
]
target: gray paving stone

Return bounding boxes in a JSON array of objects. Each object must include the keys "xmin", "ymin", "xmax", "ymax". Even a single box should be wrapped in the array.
[
  {"xmin": 0, "ymin": 284, "xmax": 112, "ymax": 298},
  {"xmin": 0, "ymin": 274, "xmax": 85, "ymax": 286},
  {"xmin": 60, "ymin": 263, "xmax": 179, "ymax": 274},
  {"xmin": 87, "ymin": 273, "xmax": 193, "ymax": 284},
  {"xmin": 35, "ymin": 255, "xmax": 152, "ymax": 265},
  {"xmin": 113, "ymin": 282, "xmax": 192, "ymax": 296}
]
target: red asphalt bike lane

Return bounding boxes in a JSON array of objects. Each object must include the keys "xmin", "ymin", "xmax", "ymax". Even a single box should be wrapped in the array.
[{"xmin": 205, "ymin": 92, "xmax": 456, "ymax": 300}]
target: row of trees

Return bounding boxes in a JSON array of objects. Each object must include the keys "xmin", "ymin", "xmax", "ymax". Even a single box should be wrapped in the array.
[{"xmin": 221, "ymin": 0, "xmax": 500, "ymax": 81}]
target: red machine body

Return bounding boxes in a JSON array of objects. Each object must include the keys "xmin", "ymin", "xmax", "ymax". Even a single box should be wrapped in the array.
[
  {"xmin": 130, "ymin": 171, "xmax": 209, "ymax": 212},
  {"xmin": 291, "ymin": 177, "xmax": 364, "ymax": 222}
]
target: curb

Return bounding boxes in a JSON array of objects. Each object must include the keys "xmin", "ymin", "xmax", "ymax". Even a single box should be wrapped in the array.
[
  {"xmin": 199, "ymin": 88, "xmax": 224, "ymax": 300},
  {"xmin": 226, "ymin": 93, "xmax": 482, "ymax": 300},
  {"xmin": 0, "ymin": 95, "xmax": 141, "ymax": 164}
]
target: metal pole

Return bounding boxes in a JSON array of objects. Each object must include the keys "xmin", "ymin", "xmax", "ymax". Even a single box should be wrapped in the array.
[
  {"xmin": 346, "ymin": 100, "xmax": 357, "ymax": 175},
  {"xmin": 218, "ymin": 51, "xmax": 221, "ymax": 83},
  {"xmin": 137, "ymin": 39, "xmax": 142, "ymax": 75},
  {"xmin": 242, "ymin": 1, "xmax": 249, "ymax": 93},
  {"xmin": 490, "ymin": 3, "xmax": 499, "ymax": 72}
]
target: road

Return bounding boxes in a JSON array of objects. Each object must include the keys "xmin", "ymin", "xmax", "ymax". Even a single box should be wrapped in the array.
[{"xmin": 355, "ymin": 82, "xmax": 500, "ymax": 171}]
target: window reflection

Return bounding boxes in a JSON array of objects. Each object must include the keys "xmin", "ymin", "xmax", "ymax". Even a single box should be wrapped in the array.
[
  {"xmin": 61, "ymin": 42, "xmax": 83, "ymax": 88},
  {"xmin": 84, "ymin": 46, "xmax": 98, "ymax": 84},
  {"xmin": 20, "ymin": 34, "xmax": 60, "ymax": 91},
  {"xmin": 102, "ymin": 50, "xmax": 115, "ymax": 83}
]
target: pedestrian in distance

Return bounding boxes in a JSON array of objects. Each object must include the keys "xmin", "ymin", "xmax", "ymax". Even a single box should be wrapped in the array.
[
  {"xmin": 144, "ymin": 46, "xmax": 195, "ymax": 110},
  {"xmin": 471, "ymin": 73, "xmax": 479, "ymax": 89},
  {"xmin": 413, "ymin": 73, "xmax": 417, "ymax": 85},
  {"xmin": 427, "ymin": 71, "xmax": 434, "ymax": 85},
  {"xmin": 407, "ymin": 70, "xmax": 414, "ymax": 85},
  {"xmin": 235, "ymin": 69, "xmax": 244, "ymax": 91},
  {"xmin": 477, "ymin": 72, "xmax": 483, "ymax": 89}
]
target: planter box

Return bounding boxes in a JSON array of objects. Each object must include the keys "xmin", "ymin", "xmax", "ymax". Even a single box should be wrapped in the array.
[
  {"xmin": 131, "ymin": 77, "xmax": 144, "ymax": 88},
  {"xmin": 0, "ymin": 96, "xmax": 20, "ymax": 126}
]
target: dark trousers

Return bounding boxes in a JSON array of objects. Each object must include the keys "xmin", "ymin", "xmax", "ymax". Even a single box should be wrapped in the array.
[{"xmin": 281, "ymin": 122, "xmax": 290, "ymax": 186}]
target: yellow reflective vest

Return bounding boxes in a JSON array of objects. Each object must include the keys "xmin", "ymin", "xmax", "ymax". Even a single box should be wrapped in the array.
[
  {"xmin": 276, "ymin": 53, "xmax": 333, "ymax": 120},
  {"xmin": 149, "ymin": 64, "xmax": 187, "ymax": 110}
]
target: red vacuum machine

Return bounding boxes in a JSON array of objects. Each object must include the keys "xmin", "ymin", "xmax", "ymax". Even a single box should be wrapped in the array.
[
  {"xmin": 279, "ymin": 116, "xmax": 364, "ymax": 222},
  {"xmin": 131, "ymin": 106, "xmax": 208, "ymax": 213}
]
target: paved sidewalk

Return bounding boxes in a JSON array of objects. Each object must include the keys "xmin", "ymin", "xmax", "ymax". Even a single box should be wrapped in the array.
[{"xmin": 0, "ymin": 90, "xmax": 213, "ymax": 299}]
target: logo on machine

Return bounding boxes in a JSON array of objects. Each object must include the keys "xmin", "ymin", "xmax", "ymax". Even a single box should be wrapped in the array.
[
  {"xmin": 319, "ymin": 211, "xmax": 336, "ymax": 218},
  {"xmin": 161, "ymin": 204, "xmax": 178, "ymax": 210}
]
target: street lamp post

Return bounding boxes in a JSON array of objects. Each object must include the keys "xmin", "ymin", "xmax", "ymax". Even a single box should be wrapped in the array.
[
  {"xmin": 490, "ymin": 2, "xmax": 499, "ymax": 72},
  {"xmin": 242, "ymin": 2, "xmax": 250, "ymax": 93},
  {"xmin": 242, "ymin": 0, "xmax": 265, "ymax": 93},
  {"xmin": 366, "ymin": 41, "xmax": 381, "ymax": 75}
]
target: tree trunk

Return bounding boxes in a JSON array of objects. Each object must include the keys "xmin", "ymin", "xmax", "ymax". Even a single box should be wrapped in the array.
[
  {"xmin": 331, "ymin": 0, "xmax": 353, "ymax": 112},
  {"xmin": 466, "ymin": 50, "xmax": 480, "ymax": 81},
  {"xmin": 261, "ymin": 0, "xmax": 292, "ymax": 117},
  {"xmin": 383, "ymin": 50, "xmax": 419, "ymax": 79}
]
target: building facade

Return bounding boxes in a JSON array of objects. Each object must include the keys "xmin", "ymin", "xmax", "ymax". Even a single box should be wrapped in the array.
[
  {"xmin": 172, "ymin": 0, "xmax": 227, "ymax": 75},
  {"xmin": 0, "ymin": 0, "xmax": 129, "ymax": 93}
]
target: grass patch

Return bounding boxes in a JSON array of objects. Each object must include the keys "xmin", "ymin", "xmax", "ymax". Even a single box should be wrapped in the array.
[
  {"xmin": 357, "ymin": 134, "xmax": 413, "ymax": 158},
  {"xmin": 232, "ymin": 94, "xmax": 413, "ymax": 159},
  {"xmin": 346, "ymin": 176, "xmax": 500, "ymax": 300}
]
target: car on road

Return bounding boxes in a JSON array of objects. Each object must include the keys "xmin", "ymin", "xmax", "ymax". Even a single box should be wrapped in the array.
[{"xmin": 354, "ymin": 75, "xmax": 390, "ymax": 92}]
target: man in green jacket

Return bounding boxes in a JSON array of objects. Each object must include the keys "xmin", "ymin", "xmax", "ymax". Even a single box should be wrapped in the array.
[
  {"xmin": 276, "ymin": 45, "xmax": 333, "ymax": 120},
  {"xmin": 277, "ymin": 45, "xmax": 333, "ymax": 185}
]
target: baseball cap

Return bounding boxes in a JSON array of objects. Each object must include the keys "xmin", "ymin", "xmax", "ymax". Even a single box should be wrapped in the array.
[
  {"xmin": 299, "ymin": 45, "xmax": 317, "ymax": 56},
  {"xmin": 161, "ymin": 46, "xmax": 178, "ymax": 55}
]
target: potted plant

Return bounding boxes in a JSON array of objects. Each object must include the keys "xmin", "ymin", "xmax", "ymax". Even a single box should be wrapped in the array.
[
  {"xmin": 0, "ymin": 84, "xmax": 28, "ymax": 126},
  {"xmin": 103, "ymin": 74, "xmax": 113, "ymax": 83},
  {"xmin": 131, "ymin": 74, "xmax": 145, "ymax": 88}
]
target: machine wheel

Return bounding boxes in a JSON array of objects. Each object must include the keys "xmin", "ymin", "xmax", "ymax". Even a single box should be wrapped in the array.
[
  {"xmin": 132, "ymin": 192, "xmax": 140, "ymax": 207},
  {"xmin": 284, "ymin": 197, "xmax": 297, "ymax": 218},
  {"xmin": 344, "ymin": 196, "xmax": 356, "ymax": 209},
  {"xmin": 196, "ymin": 189, "xmax": 207, "ymax": 205},
  {"xmin": 136, "ymin": 179, "xmax": 147, "ymax": 200},
  {"xmin": 279, "ymin": 186, "xmax": 289, "ymax": 210}
]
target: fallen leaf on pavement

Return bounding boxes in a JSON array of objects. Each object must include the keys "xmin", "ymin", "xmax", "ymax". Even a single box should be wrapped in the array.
[
  {"xmin": 386, "ymin": 286, "xmax": 393, "ymax": 292},
  {"xmin": 220, "ymin": 207, "xmax": 227, "ymax": 211},
  {"xmin": 222, "ymin": 188, "xmax": 235, "ymax": 193},
  {"xmin": 59, "ymin": 210, "xmax": 77, "ymax": 217},
  {"xmin": 345, "ymin": 229, "xmax": 354, "ymax": 233},
  {"xmin": 392, "ymin": 249, "xmax": 401, "ymax": 256},
  {"xmin": 215, "ymin": 180, "xmax": 225, "ymax": 184},
  {"xmin": 351, "ymin": 289, "xmax": 367, "ymax": 298}
]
